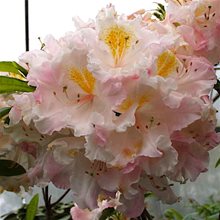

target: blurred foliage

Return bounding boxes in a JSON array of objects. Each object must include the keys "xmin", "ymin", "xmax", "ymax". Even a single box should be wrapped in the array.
[
  {"xmin": 1, "ymin": 202, "xmax": 73, "ymax": 220},
  {"xmin": 164, "ymin": 197, "xmax": 220, "ymax": 220},
  {"xmin": 2, "ymin": 196, "xmax": 220, "ymax": 220}
]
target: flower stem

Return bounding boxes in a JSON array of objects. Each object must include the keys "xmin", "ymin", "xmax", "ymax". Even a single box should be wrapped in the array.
[
  {"xmin": 42, "ymin": 185, "xmax": 71, "ymax": 220},
  {"xmin": 42, "ymin": 186, "xmax": 52, "ymax": 220},
  {"xmin": 51, "ymin": 189, "xmax": 71, "ymax": 207},
  {"xmin": 213, "ymin": 93, "xmax": 220, "ymax": 102}
]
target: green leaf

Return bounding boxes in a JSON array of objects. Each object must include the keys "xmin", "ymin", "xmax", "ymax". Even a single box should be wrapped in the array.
[
  {"xmin": 153, "ymin": 12, "xmax": 163, "ymax": 20},
  {"xmin": 164, "ymin": 208, "xmax": 183, "ymax": 220},
  {"xmin": 157, "ymin": 3, "xmax": 165, "ymax": 12},
  {"xmin": 215, "ymin": 157, "xmax": 220, "ymax": 168},
  {"xmin": 12, "ymin": 61, "xmax": 28, "ymax": 76},
  {"xmin": 0, "ymin": 159, "xmax": 26, "ymax": 176},
  {"xmin": 99, "ymin": 207, "xmax": 116, "ymax": 220},
  {"xmin": 26, "ymin": 194, "xmax": 39, "ymax": 220},
  {"xmin": 0, "ymin": 61, "xmax": 28, "ymax": 77},
  {"xmin": 157, "ymin": 8, "xmax": 164, "ymax": 15},
  {"xmin": 0, "ymin": 107, "xmax": 11, "ymax": 119},
  {"xmin": 215, "ymin": 127, "xmax": 220, "ymax": 133},
  {"xmin": 0, "ymin": 61, "xmax": 20, "ymax": 74},
  {"xmin": 0, "ymin": 76, "xmax": 35, "ymax": 94},
  {"xmin": 153, "ymin": 3, "xmax": 166, "ymax": 21}
]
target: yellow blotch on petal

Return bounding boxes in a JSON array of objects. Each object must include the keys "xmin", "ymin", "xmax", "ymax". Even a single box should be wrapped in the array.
[
  {"xmin": 119, "ymin": 98, "xmax": 133, "ymax": 112},
  {"xmin": 123, "ymin": 148, "xmax": 134, "ymax": 158},
  {"xmin": 157, "ymin": 50, "xmax": 177, "ymax": 78},
  {"xmin": 67, "ymin": 149, "xmax": 78, "ymax": 158},
  {"xmin": 134, "ymin": 141, "xmax": 142, "ymax": 152},
  {"xmin": 195, "ymin": 4, "xmax": 206, "ymax": 17},
  {"xmin": 122, "ymin": 143, "xmax": 141, "ymax": 158},
  {"xmin": 70, "ymin": 68, "xmax": 95, "ymax": 94},
  {"xmin": 138, "ymin": 94, "xmax": 151, "ymax": 108},
  {"xmin": 101, "ymin": 25, "xmax": 133, "ymax": 65},
  {"xmin": 98, "ymin": 193, "xmax": 108, "ymax": 202}
]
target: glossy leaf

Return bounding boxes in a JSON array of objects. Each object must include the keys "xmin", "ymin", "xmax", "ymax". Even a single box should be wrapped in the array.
[
  {"xmin": 12, "ymin": 61, "xmax": 28, "ymax": 76},
  {"xmin": 26, "ymin": 194, "xmax": 39, "ymax": 220},
  {"xmin": 0, "ymin": 159, "xmax": 26, "ymax": 176},
  {"xmin": 0, "ymin": 61, "xmax": 20, "ymax": 74},
  {"xmin": 0, "ymin": 107, "xmax": 11, "ymax": 119},
  {"xmin": 0, "ymin": 76, "xmax": 35, "ymax": 94}
]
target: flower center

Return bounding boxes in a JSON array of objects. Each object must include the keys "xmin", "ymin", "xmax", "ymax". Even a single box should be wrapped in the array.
[
  {"xmin": 195, "ymin": 4, "xmax": 216, "ymax": 27},
  {"xmin": 101, "ymin": 25, "xmax": 133, "ymax": 65}
]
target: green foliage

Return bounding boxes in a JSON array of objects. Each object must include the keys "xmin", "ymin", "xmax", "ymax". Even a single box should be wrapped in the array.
[
  {"xmin": 0, "ymin": 76, "xmax": 35, "ymax": 94},
  {"xmin": 153, "ymin": 3, "xmax": 166, "ymax": 21},
  {"xmin": 0, "ymin": 62, "xmax": 21, "ymax": 75},
  {"xmin": 2, "ymin": 197, "xmax": 220, "ymax": 220},
  {"xmin": 100, "ymin": 207, "xmax": 116, "ymax": 220},
  {"xmin": 99, "ymin": 207, "xmax": 125, "ymax": 220},
  {"xmin": 164, "ymin": 208, "xmax": 183, "ymax": 220},
  {"xmin": 26, "ymin": 194, "xmax": 39, "ymax": 220},
  {"xmin": 0, "ymin": 159, "xmax": 26, "ymax": 176},
  {"xmin": 0, "ymin": 61, "xmax": 28, "ymax": 76},
  {"xmin": 1, "ymin": 202, "xmax": 74, "ymax": 220},
  {"xmin": 164, "ymin": 198, "xmax": 220, "ymax": 220},
  {"xmin": 11, "ymin": 61, "xmax": 28, "ymax": 76},
  {"xmin": 189, "ymin": 198, "xmax": 220, "ymax": 219},
  {"xmin": 0, "ymin": 107, "xmax": 11, "ymax": 119}
]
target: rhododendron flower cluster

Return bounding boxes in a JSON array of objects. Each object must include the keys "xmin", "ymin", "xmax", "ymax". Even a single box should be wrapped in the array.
[{"xmin": 1, "ymin": 0, "xmax": 220, "ymax": 219}]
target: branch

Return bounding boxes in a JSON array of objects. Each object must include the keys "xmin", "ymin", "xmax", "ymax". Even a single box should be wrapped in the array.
[
  {"xmin": 213, "ymin": 94, "xmax": 220, "ymax": 103},
  {"xmin": 137, "ymin": 208, "xmax": 153, "ymax": 220},
  {"xmin": 51, "ymin": 189, "xmax": 71, "ymax": 207}
]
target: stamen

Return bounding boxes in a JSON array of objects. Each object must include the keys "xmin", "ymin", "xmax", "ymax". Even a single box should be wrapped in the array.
[
  {"xmin": 148, "ymin": 175, "xmax": 170, "ymax": 192},
  {"xmin": 63, "ymin": 86, "xmax": 69, "ymax": 99}
]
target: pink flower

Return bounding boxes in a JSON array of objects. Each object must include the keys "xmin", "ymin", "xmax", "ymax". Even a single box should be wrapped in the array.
[
  {"xmin": 2, "ymin": 4, "xmax": 220, "ymax": 219},
  {"xmin": 16, "ymin": 33, "xmax": 113, "ymax": 136},
  {"xmin": 166, "ymin": 0, "xmax": 220, "ymax": 64},
  {"xmin": 81, "ymin": 5, "xmax": 155, "ymax": 81},
  {"xmin": 170, "ymin": 106, "xmax": 220, "ymax": 181},
  {"xmin": 70, "ymin": 192, "xmax": 122, "ymax": 220}
]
